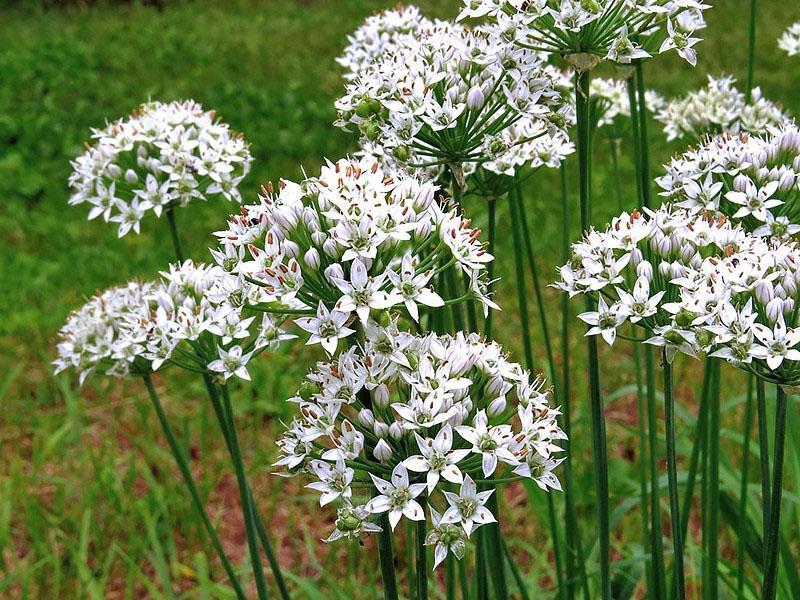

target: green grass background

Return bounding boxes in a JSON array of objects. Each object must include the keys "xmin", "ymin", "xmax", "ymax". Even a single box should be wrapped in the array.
[{"xmin": 2, "ymin": 0, "xmax": 800, "ymax": 597}]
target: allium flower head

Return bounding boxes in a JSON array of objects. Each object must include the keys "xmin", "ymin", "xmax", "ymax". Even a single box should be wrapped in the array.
[
  {"xmin": 655, "ymin": 75, "xmax": 788, "ymax": 141},
  {"xmin": 211, "ymin": 157, "xmax": 497, "ymax": 353},
  {"xmin": 335, "ymin": 22, "xmax": 571, "ymax": 180},
  {"xmin": 275, "ymin": 329, "xmax": 566, "ymax": 566},
  {"xmin": 54, "ymin": 261, "xmax": 292, "ymax": 384},
  {"xmin": 69, "ymin": 100, "xmax": 252, "ymax": 237},
  {"xmin": 778, "ymin": 21, "xmax": 800, "ymax": 57},
  {"xmin": 458, "ymin": 0, "xmax": 711, "ymax": 69},
  {"xmin": 658, "ymin": 123, "xmax": 800, "ymax": 237}
]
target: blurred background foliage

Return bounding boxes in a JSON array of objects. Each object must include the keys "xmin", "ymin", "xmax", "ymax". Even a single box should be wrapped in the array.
[{"xmin": 1, "ymin": 0, "xmax": 799, "ymax": 597}]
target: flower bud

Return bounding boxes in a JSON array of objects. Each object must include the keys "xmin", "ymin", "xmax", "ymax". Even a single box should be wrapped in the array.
[
  {"xmin": 324, "ymin": 264, "xmax": 345, "ymax": 282},
  {"xmin": 303, "ymin": 248, "xmax": 321, "ymax": 270},
  {"xmin": 282, "ymin": 240, "xmax": 300, "ymax": 258},
  {"xmin": 322, "ymin": 238, "xmax": 339, "ymax": 257},
  {"xmin": 784, "ymin": 298, "xmax": 795, "ymax": 316},
  {"xmin": 311, "ymin": 231, "xmax": 327, "ymax": 246},
  {"xmin": 783, "ymin": 272, "xmax": 797, "ymax": 296},
  {"xmin": 388, "ymin": 422, "xmax": 403, "ymax": 441},
  {"xmin": 658, "ymin": 261, "xmax": 672, "ymax": 279},
  {"xmin": 779, "ymin": 170, "xmax": 796, "ymax": 191},
  {"xmin": 414, "ymin": 183, "xmax": 436, "ymax": 211},
  {"xmin": 637, "ymin": 260, "xmax": 654, "ymax": 282},
  {"xmin": 487, "ymin": 396, "xmax": 507, "ymax": 416},
  {"xmin": 630, "ymin": 248, "xmax": 643, "ymax": 269},
  {"xmin": 373, "ymin": 384, "xmax": 390, "ymax": 409},
  {"xmin": 358, "ymin": 409, "xmax": 375, "ymax": 428},
  {"xmin": 466, "ymin": 85, "xmax": 485, "ymax": 110},
  {"xmin": 732, "ymin": 174, "xmax": 750, "ymax": 192},
  {"xmin": 755, "ymin": 280, "xmax": 775, "ymax": 305},
  {"xmin": 125, "ymin": 169, "xmax": 138, "ymax": 184},
  {"xmin": 393, "ymin": 145, "xmax": 410, "ymax": 162},
  {"xmin": 766, "ymin": 298, "xmax": 783, "ymax": 323},
  {"xmin": 373, "ymin": 421, "xmax": 389, "ymax": 439},
  {"xmin": 373, "ymin": 439, "xmax": 392, "ymax": 463},
  {"xmin": 484, "ymin": 374, "xmax": 506, "ymax": 398}
]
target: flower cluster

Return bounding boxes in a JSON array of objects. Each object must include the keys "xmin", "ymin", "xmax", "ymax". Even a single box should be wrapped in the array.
[
  {"xmin": 654, "ymin": 75, "xmax": 788, "ymax": 141},
  {"xmin": 778, "ymin": 21, "xmax": 800, "ymax": 57},
  {"xmin": 585, "ymin": 77, "xmax": 665, "ymax": 132},
  {"xmin": 334, "ymin": 21, "xmax": 570, "ymax": 181},
  {"xmin": 555, "ymin": 205, "xmax": 754, "ymax": 358},
  {"xmin": 274, "ymin": 327, "xmax": 566, "ymax": 567},
  {"xmin": 211, "ymin": 156, "xmax": 496, "ymax": 355},
  {"xmin": 54, "ymin": 261, "xmax": 291, "ymax": 385},
  {"xmin": 653, "ymin": 235, "xmax": 800, "ymax": 387},
  {"xmin": 336, "ymin": 5, "xmax": 439, "ymax": 80},
  {"xmin": 657, "ymin": 123, "xmax": 800, "ymax": 236},
  {"xmin": 459, "ymin": 0, "xmax": 711, "ymax": 69},
  {"xmin": 69, "ymin": 100, "xmax": 252, "ymax": 237}
]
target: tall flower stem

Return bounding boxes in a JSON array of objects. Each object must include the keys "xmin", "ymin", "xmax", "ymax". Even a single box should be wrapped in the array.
[
  {"xmin": 662, "ymin": 352, "xmax": 685, "ymax": 599},
  {"xmin": 166, "ymin": 207, "xmax": 185, "ymax": 262},
  {"xmin": 576, "ymin": 68, "xmax": 611, "ymax": 600},
  {"xmin": 746, "ymin": 0, "xmax": 758, "ymax": 102},
  {"xmin": 757, "ymin": 379, "xmax": 771, "ymax": 537},
  {"xmin": 202, "ymin": 376, "xmax": 290, "ymax": 599},
  {"xmin": 705, "ymin": 361, "xmax": 721, "ymax": 600},
  {"xmin": 142, "ymin": 375, "xmax": 247, "ymax": 600},
  {"xmin": 632, "ymin": 340, "xmax": 653, "ymax": 594},
  {"xmin": 626, "ymin": 78, "xmax": 644, "ymax": 210},
  {"xmin": 634, "ymin": 61, "xmax": 652, "ymax": 209},
  {"xmin": 737, "ymin": 377, "xmax": 755, "ymax": 597},
  {"xmin": 559, "ymin": 162, "xmax": 590, "ymax": 600},
  {"xmin": 680, "ymin": 361, "xmax": 712, "ymax": 542},
  {"xmin": 377, "ymin": 515, "xmax": 399, "ymax": 600},
  {"xmin": 509, "ymin": 183, "xmax": 565, "ymax": 599},
  {"xmin": 219, "ymin": 384, "xmax": 270, "ymax": 600},
  {"xmin": 762, "ymin": 385, "xmax": 788, "ymax": 600},
  {"xmin": 416, "ymin": 501, "xmax": 428, "ymax": 600},
  {"xmin": 485, "ymin": 198, "xmax": 497, "ymax": 338},
  {"xmin": 644, "ymin": 346, "xmax": 666, "ymax": 599}
]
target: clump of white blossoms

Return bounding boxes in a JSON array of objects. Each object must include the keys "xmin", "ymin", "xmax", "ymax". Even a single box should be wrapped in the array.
[
  {"xmin": 334, "ymin": 21, "xmax": 570, "ymax": 184},
  {"xmin": 336, "ymin": 5, "xmax": 438, "ymax": 80},
  {"xmin": 583, "ymin": 76, "xmax": 665, "ymax": 131},
  {"xmin": 459, "ymin": 0, "xmax": 711, "ymax": 69},
  {"xmin": 211, "ymin": 156, "xmax": 496, "ymax": 355},
  {"xmin": 54, "ymin": 261, "xmax": 292, "ymax": 385},
  {"xmin": 69, "ymin": 100, "xmax": 252, "ymax": 237},
  {"xmin": 274, "ymin": 327, "xmax": 566, "ymax": 568},
  {"xmin": 778, "ymin": 21, "xmax": 800, "ymax": 57},
  {"xmin": 658, "ymin": 235, "xmax": 800, "ymax": 387},
  {"xmin": 654, "ymin": 75, "xmax": 788, "ymax": 141},
  {"xmin": 555, "ymin": 205, "xmax": 755, "ymax": 360},
  {"xmin": 658, "ymin": 123, "xmax": 800, "ymax": 238}
]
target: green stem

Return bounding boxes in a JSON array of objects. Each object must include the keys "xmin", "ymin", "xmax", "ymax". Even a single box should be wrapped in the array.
[
  {"xmin": 627, "ymin": 77, "xmax": 644, "ymax": 209},
  {"xmin": 662, "ymin": 353, "xmax": 685, "ymax": 599},
  {"xmin": 166, "ymin": 207, "xmax": 184, "ymax": 262},
  {"xmin": 500, "ymin": 535, "xmax": 530, "ymax": 600},
  {"xmin": 745, "ymin": 0, "xmax": 757, "ymax": 102},
  {"xmin": 737, "ymin": 377, "xmax": 754, "ymax": 598},
  {"xmin": 645, "ymin": 346, "xmax": 666, "ymax": 599},
  {"xmin": 633, "ymin": 340, "xmax": 653, "ymax": 596},
  {"xmin": 202, "ymin": 376, "xmax": 290, "ymax": 599},
  {"xmin": 484, "ymin": 489, "xmax": 508, "ymax": 600},
  {"xmin": 577, "ymin": 68, "xmax": 611, "ymax": 600},
  {"xmin": 706, "ymin": 361, "xmax": 721, "ymax": 600},
  {"xmin": 680, "ymin": 360, "xmax": 712, "ymax": 543},
  {"xmin": 142, "ymin": 376, "xmax": 247, "ymax": 600},
  {"xmin": 757, "ymin": 379, "xmax": 771, "ymax": 538},
  {"xmin": 220, "ymin": 385, "xmax": 270, "ymax": 600},
  {"xmin": 377, "ymin": 516, "xmax": 399, "ymax": 600},
  {"xmin": 762, "ymin": 385, "xmax": 788, "ymax": 600},
  {"xmin": 485, "ymin": 198, "xmax": 497, "ymax": 338},
  {"xmin": 458, "ymin": 558, "xmax": 470, "ymax": 600},
  {"xmin": 416, "ymin": 505, "xmax": 428, "ymax": 600},
  {"xmin": 446, "ymin": 555, "xmax": 456, "ymax": 600},
  {"xmin": 634, "ymin": 61, "xmax": 652, "ymax": 209}
]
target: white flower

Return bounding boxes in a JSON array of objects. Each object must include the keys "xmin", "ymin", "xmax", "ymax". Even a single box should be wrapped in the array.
[
  {"xmin": 365, "ymin": 464, "xmax": 427, "ymax": 530},
  {"xmin": 750, "ymin": 314, "xmax": 800, "ymax": 370},
  {"xmin": 295, "ymin": 302, "xmax": 355, "ymax": 355},
  {"xmin": 660, "ymin": 17, "xmax": 701, "ymax": 66},
  {"xmin": 324, "ymin": 505, "xmax": 383, "ymax": 542},
  {"xmin": 403, "ymin": 425, "xmax": 471, "ymax": 493},
  {"xmin": 578, "ymin": 296, "xmax": 626, "ymax": 345},
  {"xmin": 332, "ymin": 258, "xmax": 400, "ymax": 322},
  {"xmin": 616, "ymin": 277, "xmax": 665, "ymax": 323},
  {"xmin": 778, "ymin": 21, "xmax": 800, "ymax": 57},
  {"xmin": 425, "ymin": 506, "xmax": 467, "ymax": 569},
  {"xmin": 456, "ymin": 410, "xmax": 518, "ymax": 477},
  {"xmin": 386, "ymin": 254, "xmax": 445, "ymax": 322},
  {"xmin": 306, "ymin": 459, "xmax": 355, "ymax": 506},
  {"xmin": 440, "ymin": 475, "xmax": 496, "ymax": 537},
  {"xmin": 207, "ymin": 345, "xmax": 254, "ymax": 381}
]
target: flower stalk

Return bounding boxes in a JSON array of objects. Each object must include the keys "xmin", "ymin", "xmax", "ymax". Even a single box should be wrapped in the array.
[
  {"xmin": 662, "ymin": 351, "xmax": 685, "ymax": 599},
  {"xmin": 762, "ymin": 385, "xmax": 788, "ymax": 600}
]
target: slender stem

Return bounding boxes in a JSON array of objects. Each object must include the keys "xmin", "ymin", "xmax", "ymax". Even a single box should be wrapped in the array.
[
  {"xmin": 707, "ymin": 361, "xmax": 721, "ymax": 600},
  {"xmin": 662, "ymin": 353, "xmax": 685, "ymax": 599},
  {"xmin": 377, "ymin": 515, "xmax": 399, "ymax": 600},
  {"xmin": 484, "ymin": 488, "xmax": 509, "ymax": 599},
  {"xmin": 416, "ymin": 504, "xmax": 428, "ymax": 600},
  {"xmin": 166, "ymin": 207, "xmax": 184, "ymax": 262},
  {"xmin": 202, "ymin": 376, "xmax": 290, "ymax": 599},
  {"xmin": 737, "ymin": 377, "xmax": 754, "ymax": 598},
  {"xmin": 745, "ymin": 0, "xmax": 757, "ymax": 102},
  {"xmin": 142, "ymin": 376, "xmax": 247, "ymax": 600},
  {"xmin": 500, "ymin": 535, "xmax": 531, "ymax": 600},
  {"xmin": 576, "ymin": 68, "xmax": 611, "ymax": 600},
  {"xmin": 762, "ymin": 385, "xmax": 788, "ymax": 600},
  {"xmin": 634, "ymin": 61, "xmax": 652, "ymax": 209},
  {"xmin": 645, "ymin": 346, "xmax": 666, "ymax": 599},
  {"xmin": 627, "ymin": 77, "xmax": 644, "ymax": 209},
  {"xmin": 458, "ymin": 558, "xmax": 470, "ymax": 600},
  {"xmin": 220, "ymin": 385, "xmax": 270, "ymax": 600},
  {"xmin": 680, "ymin": 360, "xmax": 711, "ymax": 542},
  {"xmin": 757, "ymin": 379, "xmax": 771, "ymax": 538},
  {"xmin": 633, "ymin": 339, "xmax": 653, "ymax": 596},
  {"xmin": 485, "ymin": 199, "xmax": 497, "ymax": 338},
  {"xmin": 446, "ymin": 555, "xmax": 456, "ymax": 600}
]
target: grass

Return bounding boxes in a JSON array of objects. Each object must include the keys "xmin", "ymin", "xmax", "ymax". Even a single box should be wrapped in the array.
[{"xmin": 1, "ymin": 0, "xmax": 800, "ymax": 597}]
